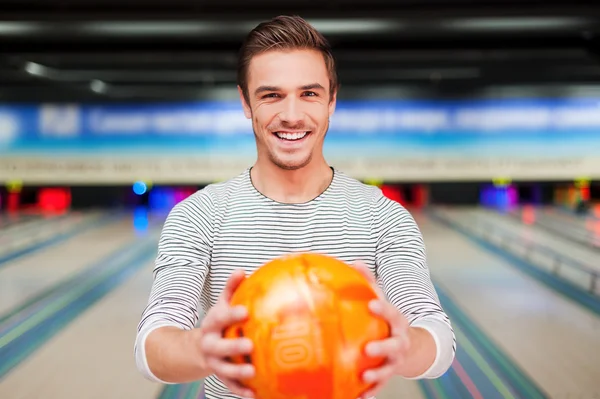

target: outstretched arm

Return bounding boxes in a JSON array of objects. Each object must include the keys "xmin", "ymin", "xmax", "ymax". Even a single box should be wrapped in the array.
[
  {"xmin": 134, "ymin": 197, "xmax": 213, "ymax": 383},
  {"xmin": 370, "ymin": 194, "xmax": 456, "ymax": 381}
]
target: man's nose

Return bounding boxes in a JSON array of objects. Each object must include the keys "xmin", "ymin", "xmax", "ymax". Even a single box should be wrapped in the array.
[{"xmin": 278, "ymin": 97, "xmax": 304, "ymax": 125}]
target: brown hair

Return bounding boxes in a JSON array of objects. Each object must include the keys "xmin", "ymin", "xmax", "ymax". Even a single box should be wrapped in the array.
[{"xmin": 237, "ymin": 15, "xmax": 338, "ymax": 103}]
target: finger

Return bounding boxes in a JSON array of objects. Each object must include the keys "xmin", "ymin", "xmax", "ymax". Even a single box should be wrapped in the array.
[
  {"xmin": 206, "ymin": 356, "xmax": 255, "ymax": 381},
  {"xmin": 359, "ymin": 385, "xmax": 382, "ymax": 399},
  {"xmin": 219, "ymin": 376, "xmax": 255, "ymax": 398},
  {"xmin": 202, "ymin": 304, "xmax": 248, "ymax": 333},
  {"xmin": 368, "ymin": 300, "xmax": 409, "ymax": 337},
  {"xmin": 361, "ymin": 363, "xmax": 396, "ymax": 396},
  {"xmin": 365, "ymin": 336, "xmax": 409, "ymax": 359},
  {"xmin": 220, "ymin": 269, "xmax": 247, "ymax": 303},
  {"xmin": 360, "ymin": 384, "xmax": 383, "ymax": 399},
  {"xmin": 201, "ymin": 334, "xmax": 253, "ymax": 358}
]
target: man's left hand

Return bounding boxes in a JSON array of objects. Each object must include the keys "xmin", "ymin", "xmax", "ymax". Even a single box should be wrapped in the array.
[{"xmin": 352, "ymin": 261, "xmax": 411, "ymax": 399}]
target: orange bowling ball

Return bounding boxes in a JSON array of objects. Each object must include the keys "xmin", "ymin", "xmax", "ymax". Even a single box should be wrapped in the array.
[{"xmin": 223, "ymin": 253, "xmax": 390, "ymax": 399}]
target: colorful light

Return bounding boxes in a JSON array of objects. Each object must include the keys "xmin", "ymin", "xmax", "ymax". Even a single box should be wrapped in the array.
[
  {"xmin": 480, "ymin": 183, "xmax": 518, "ymax": 210},
  {"xmin": 149, "ymin": 187, "xmax": 176, "ymax": 211},
  {"xmin": 522, "ymin": 205, "xmax": 536, "ymax": 225},
  {"xmin": 492, "ymin": 177, "xmax": 512, "ymax": 188},
  {"xmin": 133, "ymin": 181, "xmax": 148, "ymax": 196},
  {"xmin": 381, "ymin": 184, "xmax": 404, "ymax": 205},
  {"xmin": 364, "ymin": 178, "xmax": 384, "ymax": 188},
  {"xmin": 6, "ymin": 180, "xmax": 22, "ymax": 194},
  {"xmin": 38, "ymin": 188, "xmax": 71, "ymax": 213},
  {"xmin": 133, "ymin": 205, "xmax": 149, "ymax": 234}
]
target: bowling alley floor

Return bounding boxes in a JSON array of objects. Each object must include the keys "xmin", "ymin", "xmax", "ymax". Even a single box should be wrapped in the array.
[{"xmin": 0, "ymin": 205, "xmax": 599, "ymax": 399}]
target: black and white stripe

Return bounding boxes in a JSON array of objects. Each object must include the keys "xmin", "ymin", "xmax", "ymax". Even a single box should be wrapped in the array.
[{"xmin": 135, "ymin": 168, "xmax": 456, "ymax": 398}]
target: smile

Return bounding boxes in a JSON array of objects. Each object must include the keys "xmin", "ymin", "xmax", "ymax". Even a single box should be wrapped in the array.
[{"xmin": 274, "ymin": 131, "xmax": 311, "ymax": 141}]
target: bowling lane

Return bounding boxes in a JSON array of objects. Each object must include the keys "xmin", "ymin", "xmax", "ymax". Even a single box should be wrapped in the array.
[
  {"xmin": 438, "ymin": 206, "xmax": 600, "ymax": 272},
  {"xmin": 0, "ymin": 213, "xmax": 47, "ymax": 230},
  {"xmin": 0, "ymin": 211, "xmax": 109, "ymax": 259},
  {"xmin": 0, "ymin": 212, "xmax": 71, "ymax": 239},
  {"xmin": 521, "ymin": 206, "xmax": 600, "ymax": 248},
  {"xmin": 544, "ymin": 205, "xmax": 600, "ymax": 220},
  {"xmin": 0, "ymin": 258, "xmax": 164, "ymax": 399},
  {"xmin": 414, "ymin": 210, "xmax": 600, "ymax": 398},
  {"xmin": 377, "ymin": 377, "xmax": 427, "ymax": 399},
  {"xmin": 0, "ymin": 213, "xmax": 139, "ymax": 316}
]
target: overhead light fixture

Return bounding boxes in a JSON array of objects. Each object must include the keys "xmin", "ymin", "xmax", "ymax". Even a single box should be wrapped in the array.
[
  {"xmin": 307, "ymin": 19, "xmax": 401, "ymax": 34},
  {"xmin": 239, "ymin": 19, "xmax": 401, "ymax": 34},
  {"xmin": 24, "ymin": 61, "xmax": 49, "ymax": 77},
  {"xmin": 0, "ymin": 22, "xmax": 39, "ymax": 35},
  {"xmin": 445, "ymin": 17, "xmax": 589, "ymax": 31},
  {"xmin": 82, "ymin": 18, "xmax": 400, "ymax": 36},
  {"xmin": 83, "ymin": 21, "xmax": 227, "ymax": 35},
  {"xmin": 90, "ymin": 80, "xmax": 108, "ymax": 94}
]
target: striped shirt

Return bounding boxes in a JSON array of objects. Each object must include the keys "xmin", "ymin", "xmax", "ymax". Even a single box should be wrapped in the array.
[{"xmin": 135, "ymin": 167, "xmax": 456, "ymax": 398}]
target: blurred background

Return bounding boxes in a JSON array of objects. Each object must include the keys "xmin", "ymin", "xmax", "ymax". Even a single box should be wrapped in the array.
[{"xmin": 0, "ymin": 0, "xmax": 599, "ymax": 398}]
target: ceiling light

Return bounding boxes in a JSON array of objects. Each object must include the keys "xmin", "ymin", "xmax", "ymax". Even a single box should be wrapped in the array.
[
  {"xmin": 0, "ymin": 22, "xmax": 39, "ymax": 35},
  {"xmin": 24, "ymin": 62, "xmax": 49, "ymax": 77},
  {"xmin": 307, "ymin": 19, "xmax": 401, "ymax": 34},
  {"xmin": 90, "ymin": 80, "xmax": 108, "ymax": 94},
  {"xmin": 445, "ymin": 17, "xmax": 589, "ymax": 31},
  {"xmin": 83, "ymin": 21, "xmax": 225, "ymax": 35}
]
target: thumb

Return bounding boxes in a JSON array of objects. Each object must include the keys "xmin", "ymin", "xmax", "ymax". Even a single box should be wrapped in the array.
[{"xmin": 220, "ymin": 269, "xmax": 247, "ymax": 303}]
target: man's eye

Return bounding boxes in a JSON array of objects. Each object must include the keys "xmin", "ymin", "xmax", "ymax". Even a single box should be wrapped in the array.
[
  {"xmin": 303, "ymin": 91, "xmax": 317, "ymax": 96},
  {"xmin": 263, "ymin": 93, "xmax": 280, "ymax": 98}
]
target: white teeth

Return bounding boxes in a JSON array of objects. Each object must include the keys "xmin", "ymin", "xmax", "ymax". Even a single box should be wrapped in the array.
[{"xmin": 275, "ymin": 131, "xmax": 308, "ymax": 141}]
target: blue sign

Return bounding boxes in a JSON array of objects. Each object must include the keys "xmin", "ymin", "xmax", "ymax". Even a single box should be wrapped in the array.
[{"xmin": 0, "ymin": 98, "xmax": 599, "ymax": 156}]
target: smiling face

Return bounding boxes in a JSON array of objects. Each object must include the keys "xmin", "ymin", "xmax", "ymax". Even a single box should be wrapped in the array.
[{"xmin": 239, "ymin": 48, "xmax": 337, "ymax": 171}]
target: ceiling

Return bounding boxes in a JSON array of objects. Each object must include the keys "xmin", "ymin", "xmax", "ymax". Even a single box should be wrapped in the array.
[{"xmin": 1, "ymin": 0, "xmax": 600, "ymax": 102}]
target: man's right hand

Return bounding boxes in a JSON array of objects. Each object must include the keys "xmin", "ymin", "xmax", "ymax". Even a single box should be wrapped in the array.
[{"xmin": 196, "ymin": 269, "xmax": 256, "ymax": 398}]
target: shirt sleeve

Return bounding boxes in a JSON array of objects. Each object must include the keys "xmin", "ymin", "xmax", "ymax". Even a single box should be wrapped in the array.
[
  {"xmin": 372, "ymin": 192, "xmax": 456, "ymax": 379},
  {"xmin": 134, "ymin": 193, "xmax": 213, "ymax": 383}
]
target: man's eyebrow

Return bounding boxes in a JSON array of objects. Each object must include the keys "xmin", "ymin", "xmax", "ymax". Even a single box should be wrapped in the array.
[
  {"xmin": 254, "ymin": 83, "xmax": 326, "ymax": 96},
  {"xmin": 254, "ymin": 86, "xmax": 280, "ymax": 96},
  {"xmin": 300, "ymin": 83, "xmax": 325, "ymax": 91}
]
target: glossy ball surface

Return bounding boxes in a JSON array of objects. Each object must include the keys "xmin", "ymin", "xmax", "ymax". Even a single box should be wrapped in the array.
[{"xmin": 223, "ymin": 253, "xmax": 390, "ymax": 399}]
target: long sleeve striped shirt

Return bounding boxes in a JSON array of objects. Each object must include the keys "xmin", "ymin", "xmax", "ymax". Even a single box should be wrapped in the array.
[{"xmin": 135, "ymin": 167, "xmax": 456, "ymax": 398}]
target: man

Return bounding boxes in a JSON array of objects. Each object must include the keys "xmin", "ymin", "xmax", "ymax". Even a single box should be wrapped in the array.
[{"xmin": 135, "ymin": 15, "xmax": 455, "ymax": 399}]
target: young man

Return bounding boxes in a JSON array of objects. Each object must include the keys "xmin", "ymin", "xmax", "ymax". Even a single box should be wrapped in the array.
[{"xmin": 135, "ymin": 15, "xmax": 455, "ymax": 399}]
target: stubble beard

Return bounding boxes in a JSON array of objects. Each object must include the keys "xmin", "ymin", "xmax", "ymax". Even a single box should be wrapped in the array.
[{"xmin": 253, "ymin": 115, "xmax": 322, "ymax": 171}]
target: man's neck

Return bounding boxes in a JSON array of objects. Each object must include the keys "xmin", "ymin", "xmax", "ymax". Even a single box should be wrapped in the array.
[{"xmin": 250, "ymin": 160, "xmax": 333, "ymax": 204}]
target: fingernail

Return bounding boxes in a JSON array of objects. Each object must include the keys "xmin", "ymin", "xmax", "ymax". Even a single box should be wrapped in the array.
[
  {"xmin": 242, "ymin": 365, "xmax": 255, "ymax": 377},
  {"xmin": 233, "ymin": 306, "xmax": 247, "ymax": 318},
  {"xmin": 365, "ymin": 342, "xmax": 380, "ymax": 356},
  {"xmin": 368, "ymin": 300, "xmax": 382, "ymax": 313},
  {"xmin": 240, "ymin": 338, "xmax": 253, "ymax": 351},
  {"xmin": 363, "ymin": 370, "xmax": 376, "ymax": 383}
]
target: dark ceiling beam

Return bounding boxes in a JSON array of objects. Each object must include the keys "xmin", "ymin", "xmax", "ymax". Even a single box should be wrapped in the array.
[
  {"xmin": 1, "ymin": 1, "xmax": 600, "ymax": 16},
  {"xmin": 1, "ymin": 7, "xmax": 599, "ymax": 23},
  {"xmin": 4, "ymin": 81, "xmax": 600, "ymax": 103},
  {"xmin": 3, "ymin": 65, "xmax": 600, "ymax": 88},
  {"xmin": 2, "ymin": 48, "xmax": 593, "ymax": 63},
  {"xmin": 4, "ymin": 61, "xmax": 598, "ymax": 84}
]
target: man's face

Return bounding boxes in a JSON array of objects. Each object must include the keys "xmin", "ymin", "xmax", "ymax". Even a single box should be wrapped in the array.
[{"xmin": 239, "ymin": 49, "xmax": 336, "ymax": 170}]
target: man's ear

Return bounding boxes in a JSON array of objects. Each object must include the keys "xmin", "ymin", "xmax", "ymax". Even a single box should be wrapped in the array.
[
  {"xmin": 328, "ymin": 86, "xmax": 338, "ymax": 117},
  {"xmin": 238, "ymin": 86, "xmax": 252, "ymax": 119}
]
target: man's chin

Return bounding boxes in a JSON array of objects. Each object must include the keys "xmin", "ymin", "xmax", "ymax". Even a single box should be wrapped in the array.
[{"xmin": 270, "ymin": 154, "xmax": 312, "ymax": 171}]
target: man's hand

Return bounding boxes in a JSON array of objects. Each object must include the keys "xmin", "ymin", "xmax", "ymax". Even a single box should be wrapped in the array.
[
  {"xmin": 352, "ymin": 261, "xmax": 411, "ymax": 399},
  {"xmin": 197, "ymin": 269, "xmax": 256, "ymax": 398}
]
